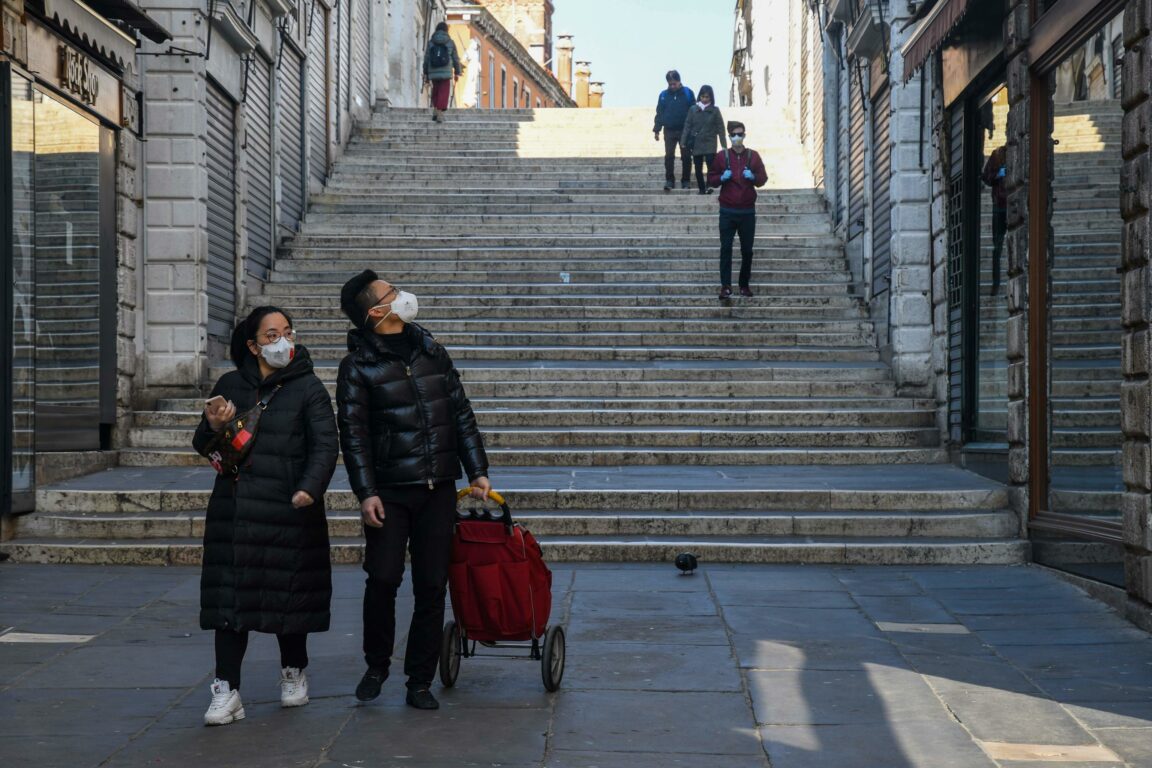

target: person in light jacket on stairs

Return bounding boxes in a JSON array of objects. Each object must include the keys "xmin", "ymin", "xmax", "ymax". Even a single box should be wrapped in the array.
[
  {"xmin": 708, "ymin": 120, "xmax": 768, "ymax": 300},
  {"xmin": 679, "ymin": 84, "xmax": 727, "ymax": 195},
  {"xmin": 424, "ymin": 21, "xmax": 462, "ymax": 122}
]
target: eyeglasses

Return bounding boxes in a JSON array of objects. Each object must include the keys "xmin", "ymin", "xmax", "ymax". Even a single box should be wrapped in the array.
[
  {"xmin": 363, "ymin": 286, "xmax": 399, "ymax": 325},
  {"xmin": 259, "ymin": 329, "xmax": 296, "ymax": 344}
]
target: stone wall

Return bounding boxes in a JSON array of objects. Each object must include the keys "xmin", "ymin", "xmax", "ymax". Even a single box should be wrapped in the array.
[{"xmin": 1121, "ymin": 0, "xmax": 1152, "ymax": 609}]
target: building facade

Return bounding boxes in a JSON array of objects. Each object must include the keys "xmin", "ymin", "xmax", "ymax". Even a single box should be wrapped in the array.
[
  {"xmin": 1, "ymin": 0, "xmax": 458, "ymax": 521},
  {"xmin": 447, "ymin": 1, "xmax": 573, "ymax": 109},
  {"xmin": 737, "ymin": 0, "xmax": 1152, "ymax": 617},
  {"xmin": 1, "ymin": 0, "xmax": 170, "ymax": 518}
]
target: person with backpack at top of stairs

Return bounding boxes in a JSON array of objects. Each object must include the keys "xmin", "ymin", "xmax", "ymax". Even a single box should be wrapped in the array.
[
  {"xmin": 653, "ymin": 69, "xmax": 695, "ymax": 191},
  {"xmin": 679, "ymin": 84, "xmax": 727, "ymax": 195},
  {"xmin": 424, "ymin": 21, "xmax": 461, "ymax": 123},
  {"xmin": 708, "ymin": 120, "xmax": 768, "ymax": 300}
]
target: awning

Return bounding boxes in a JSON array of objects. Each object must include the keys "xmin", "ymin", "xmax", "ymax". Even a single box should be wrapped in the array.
[
  {"xmin": 901, "ymin": 0, "xmax": 972, "ymax": 82},
  {"xmin": 84, "ymin": 0, "xmax": 172, "ymax": 44}
]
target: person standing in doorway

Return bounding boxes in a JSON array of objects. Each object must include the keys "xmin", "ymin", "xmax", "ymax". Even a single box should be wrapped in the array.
[
  {"xmin": 708, "ymin": 121, "xmax": 768, "ymax": 300},
  {"xmin": 679, "ymin": 84, "xmax": 727, "ymax": 195},
  {"xmin": 424, "ymin": 21, "xmax": 461, "ymax": 122},
  {"xmin": 337, "ymin": 270, "xmax": 491, "ymax": 711},
  {"xmin": 653, "ymin": 69, "xmax": 695, "ymax": 191},
  {"xmin": 193, "ymin": 306, "xmax": 339, "ymax": 726}
]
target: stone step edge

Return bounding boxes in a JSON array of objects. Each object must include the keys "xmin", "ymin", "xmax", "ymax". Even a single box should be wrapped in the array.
[
  {"xmin": 0, "ymin": 538, "xmax": 1030, "ymax": 566},
  {"xmin": 36, "ymin": 488, "xmax": 1008, "ymax": 514}
]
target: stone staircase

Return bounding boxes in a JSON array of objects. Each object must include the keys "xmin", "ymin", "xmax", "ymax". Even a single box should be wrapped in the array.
[{"xmin": 3, "ymin": 106, "xmax": 1026, "ymax": 565}]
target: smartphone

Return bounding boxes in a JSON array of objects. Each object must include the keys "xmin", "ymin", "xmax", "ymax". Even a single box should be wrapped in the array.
[{"xmin": 205, "ymin": 395, "xmax": 227, "ymax": 410}]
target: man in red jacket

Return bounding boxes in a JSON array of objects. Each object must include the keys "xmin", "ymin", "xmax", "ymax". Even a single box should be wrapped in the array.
[{"xmin": 708, "ymin": 121, "xmax": 768, "ymax": 300}]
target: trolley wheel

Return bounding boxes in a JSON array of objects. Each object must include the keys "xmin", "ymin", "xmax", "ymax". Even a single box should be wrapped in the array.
[
  {"xmin": 541, "ymin": 625, "xmax": 566, "ymax": 692},
  {"xmin": 439, "ymin": 620, "xmax": 462, "ymax": 688}
]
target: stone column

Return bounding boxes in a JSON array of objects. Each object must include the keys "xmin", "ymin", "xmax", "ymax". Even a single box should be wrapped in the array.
[
  {"xmin": 589, "ymin": 81, "xmax": 604, "ymax": 108},
  {"xmin": 574, "ymin": 60, "xmax": 590, "ymax": 108},
  {"xmin": 556, "ymin": 33, "xmax": 574, "ymax": 96},
  {"xmin": 1, "ymin": 0, "xmax": 26, "ymax": 62},
  {"xmin": 1003, "ymin": 0, "xmax": 1033, "ymax": 520},
  {"xmin": 1121, "ymin": 0, "xmax": 1152, "ymax": 614}
]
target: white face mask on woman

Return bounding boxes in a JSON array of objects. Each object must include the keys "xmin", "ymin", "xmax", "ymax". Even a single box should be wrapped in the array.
[
  {"xmin": 370, "ymin": 290, "xmax": 420, "ymax": 329},
  {"xmin": 260, "ymin": 336, "xmax": 296, "ymax": 368}
]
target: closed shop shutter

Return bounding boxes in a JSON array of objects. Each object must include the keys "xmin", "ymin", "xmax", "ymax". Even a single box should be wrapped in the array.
[
  {"xmin": 946, "ymin": 105, "xmax": 965, "ymax": 441},
  {"xmin": 246, "ymin": 54, "xmax": 274, "ymax": 279},
  {"xmin": 848, "ymin": 63, "xmax": 866, "ymax": 241},
  {"xmin": 834, "ymin": 44, "xmax": 845, "ymax": 229},
  {"xmin": 353, "ymin": 0, "xmax": 372, "ymax": 109},
  {"xmin": 206, "ymin": 80, "xmax": 237, "ymax": 340},
  {"xmin": 340, "ymin": 0, "xmax": 351, "ymax": 118},
  {"xmin": 279, "ymin": 42, "xmax": 306, "ymax": 231},
  {"xmin": 871, "ymin": 83, "xmax": 892, "ymax": 296},
  {"xmin": 307, "ymin": 2, "xmax": 329, "ymax": 188}
]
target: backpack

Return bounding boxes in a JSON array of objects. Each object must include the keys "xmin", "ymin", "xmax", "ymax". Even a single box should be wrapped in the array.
[{"xmin": 429, "ymin": 40, "xmax": 451, "ymax": 69}]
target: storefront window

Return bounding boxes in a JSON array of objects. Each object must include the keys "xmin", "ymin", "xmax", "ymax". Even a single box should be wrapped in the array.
[
  {"xmin": 7, "ymin": 73, "xmax": 37, "ymax": 511},
  {"xmin": 32, "ymin": 92, "xmax": 103, "ymax": 451},
  {"xmin": 973, "ymin": 84, "xmax": 1009, "ymax": 444},
  {"xmin": 1034, "ymin": 10, "xmax": 1125, "ymax": 584}
]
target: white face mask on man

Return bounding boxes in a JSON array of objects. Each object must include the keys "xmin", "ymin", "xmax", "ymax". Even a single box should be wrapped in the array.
[
  {"xmin": 259, "ymin": 336, "xmax": 296, "ymax": 369},
  {"xmin": 369, "ymin": 290, "xmax": 420, "ymax": 329}
]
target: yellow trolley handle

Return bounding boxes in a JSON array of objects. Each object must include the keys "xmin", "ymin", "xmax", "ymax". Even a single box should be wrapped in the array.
[{"xmin": 456, "ymin": 487, "xmax": 506, "ymax": 505}]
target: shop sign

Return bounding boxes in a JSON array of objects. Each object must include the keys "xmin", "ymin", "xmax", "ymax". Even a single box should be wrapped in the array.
[{"xmin": 60, "ymin": 46, "xmax": 100, "ymax": 104}]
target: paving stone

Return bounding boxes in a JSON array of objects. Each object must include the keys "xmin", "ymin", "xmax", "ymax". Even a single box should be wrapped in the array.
[
  {"xmin": 545, "ymin": 750, "xmax": 769, "ymax": 768},
  {"xmin": 1064, "ymin": 699, "xmax": 1152, "ymax": 728},
  {"xmin": 854, "ymin": 595, "xmax": 958, "ymax": 623},
  {"xmin": 759, "ymin": 720, "xmax": 996, "ymax": 768},
  {"xmin": 552, "ymin": 690, "xmax": 764, "ymax": 755},
  {"xmin": 569, "ymin": 588, "xmax": 718, "ymax": 615},
  {"xmin": 11, "ymin": 643, "xmax": 210, "ymax": 689},
  {"xmin": 747, "ymin": 666, "xmax": 947, "ymax": 725},
  {"xmin": 929, "ymin": 686, "xmax": 1096, "ymax": 745},
  {"xmin": 712, "ymin": 585, "xmax": 858, "ymax": 608},
  {"xmin": 723, "ymin": 605, "xmax": 883, "ymax": 641},
  {"xmin": 565, "ymin": 614, "xmax": 730, "ymax": 645},
  {"xmin": 563, "ymin": 641, "xmax": 742, "ymax": 692},
  {"xmin": 1091, "ymin": 727, "xmax": 1152, "ymax": 764},
  {"xmin": 731, "ymin": 635, "xmax": 909, "ymax": 671}
]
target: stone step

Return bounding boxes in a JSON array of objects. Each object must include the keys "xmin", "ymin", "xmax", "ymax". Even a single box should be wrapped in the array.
[
  {"xmin": 282, "ymin": 233, "xmax": 845, "ymax": 249},
  {"xmin": 296, "ymin": 317, "xmax": 874, "ymax": 332},
  {"xmin": 268, "ymin": 270, "xmax": 855, "ymax": 287},
  {"xmin": 118, "ymin": 446, "xmax": 948, "ymax": 467},
  {"xmin": 261, "ymin": 293, "xmax": 866, "ymax": 309},
  {"xmin": 272, "ymin": 304, "xmax": 869, "ymax": 320},
  {"xmin": 151, "ymin": 395, "xmax": 936, "ymax": 414},
  {"xmin": 128, "ymin": 424, "xmax": 939, "ymax": 451},
  {"xmin": 294, "ymin": 330, "xmax": 877, "ymax": 350},
  {"xmin": 275, "ymin": 246, "xmax": 848, "ymax": 262},
  {"xmin": 13, "ymin": 509, "xmax": 1018, "ymax": 541},
  {"xmin": 255, "ymin": 281, "xmax": 858, "ymax": 298},
  {"xmin": 0, "ymin": 536, "xmax": 1028, "ymax": 566}
]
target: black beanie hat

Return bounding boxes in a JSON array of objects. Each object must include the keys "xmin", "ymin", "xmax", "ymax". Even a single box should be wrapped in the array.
[{"xmin": 340, "ymin": 269, "xmax": 380, "ymax": 328}]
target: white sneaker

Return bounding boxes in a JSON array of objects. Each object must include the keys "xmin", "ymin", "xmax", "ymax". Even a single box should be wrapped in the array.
[
  {"xmin": 204, "ymin": 679, "xmax": 245, "ymax": 726},
  {"xmin": 280, "ymin": 667, "xmax": 309, "ymax": 708}
]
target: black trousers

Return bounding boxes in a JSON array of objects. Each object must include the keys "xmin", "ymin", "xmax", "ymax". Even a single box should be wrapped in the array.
[
  {"xmin": 362, "ymin": 483, "xmax": 457, "ymax": 688},
  {"xmin": 991, "ymin": 207, "xmax": 1007, "ymax": 291},
  {"xmin": 719, "ymin": 209, "xmax": 756, "ymax": 288},
  {"xmin": 215, "ymin": 630, "xmax": 308, "ymax": 690},
  {"xmin": 693, "ymin": 153, "xmax": 715, "ymax": 192},
  {"xmin": 663, "ymin": 130, "xmax": 691, "ymax": 183}
]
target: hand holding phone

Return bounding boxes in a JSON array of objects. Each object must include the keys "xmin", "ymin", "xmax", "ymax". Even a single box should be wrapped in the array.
[{"xmin": 204, "ymin": 396, "xmax": 236, "ymax": 431}]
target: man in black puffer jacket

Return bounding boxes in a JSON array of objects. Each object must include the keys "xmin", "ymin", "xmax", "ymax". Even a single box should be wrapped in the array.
[{"xmin": 336, "ymin": 270, "xmax": 490, "ymax": 711}]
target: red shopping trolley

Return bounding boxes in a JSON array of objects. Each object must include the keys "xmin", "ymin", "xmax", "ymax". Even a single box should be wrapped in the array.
[{"xmin": 440, "ymin": 488, "xmax": 566, "ymax": 692}]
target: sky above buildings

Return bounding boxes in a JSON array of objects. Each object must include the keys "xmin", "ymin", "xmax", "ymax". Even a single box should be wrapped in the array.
[{"xmin": 551, "ymin": 0, "xmax": 735, "ymax": 107}]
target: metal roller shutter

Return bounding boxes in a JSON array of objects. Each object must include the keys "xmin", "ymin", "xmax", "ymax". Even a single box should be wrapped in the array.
[
  {"xmin": 246, "ymin": 54, "xmax": 274, "ymax": 279},
  {"xmin": 871, "ymin": 83, "xmax": 892, "ymax": 296},
  {"xmin": 339, "ymin": 0, "xmax": 351, "ymax": 121},
  {"xmin": 353, "ymin": 0, "xmax": 371, "ymax": 109},
  {"xmin": 206, "ymin": 81, "xmax": 237, "ymax": 340},
  {"xmin": 279, "ymin": 42, "xmax": 306, "ymax": 231},
  {"xmin": 946, "ymin": 105, "xmax": 965, "ymax": 442},
  {"xmin": 834, "ymin": 46, "xmax": 845, "ymax": 228},
  {"xmin": 307, "ymin": 2, "xmax": 329, "ymax": 188},
  {"xmin": 848, "ymin": 62, "xmax": 866, "ymax": 241}
]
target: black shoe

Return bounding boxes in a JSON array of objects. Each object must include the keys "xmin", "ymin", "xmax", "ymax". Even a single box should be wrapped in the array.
[
  {"xmin": 681, "ymin": 180, "xmax": 691, "ymax": 190},
  {"xmin": 355, "ymin": 668, "xmax": 387, "ymax": 702},
  {"xmin": 719, "ymin": 286, "xmax": 732, "ymax": 300},
  {"xmin": 405, "ymin": 687, "xmax": 440, "ymax": 710},
  {"xmin": 663, "ymin": 181, "xmax": 673, "ymax": 191}
]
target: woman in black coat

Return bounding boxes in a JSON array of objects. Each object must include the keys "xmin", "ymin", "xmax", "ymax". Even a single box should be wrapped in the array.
[{"xmin": 192, "ymin": 306, "xmax": 338, "ymax": 726}]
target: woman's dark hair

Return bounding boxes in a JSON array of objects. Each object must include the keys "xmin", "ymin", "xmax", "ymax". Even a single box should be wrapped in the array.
[
  {"xmin": 229, "ymin": 306, "xmax": 293, "ymax": 369},
  {"xmin": 698, "ymin": 84, "xmax": 715, "ymax": 103},
  {"xmin": 665, "ymin": 69, "xmax": 680, "ymax": 84},
  {"xmin": 436, "ymin": 21, "xmax": 448, "ymax": 32}
]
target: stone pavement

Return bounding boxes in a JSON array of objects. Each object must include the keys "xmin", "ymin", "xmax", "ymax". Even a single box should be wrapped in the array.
[{"xmin": 2, "ymin": 562, "xmax": 1152, "ymax": 768}]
